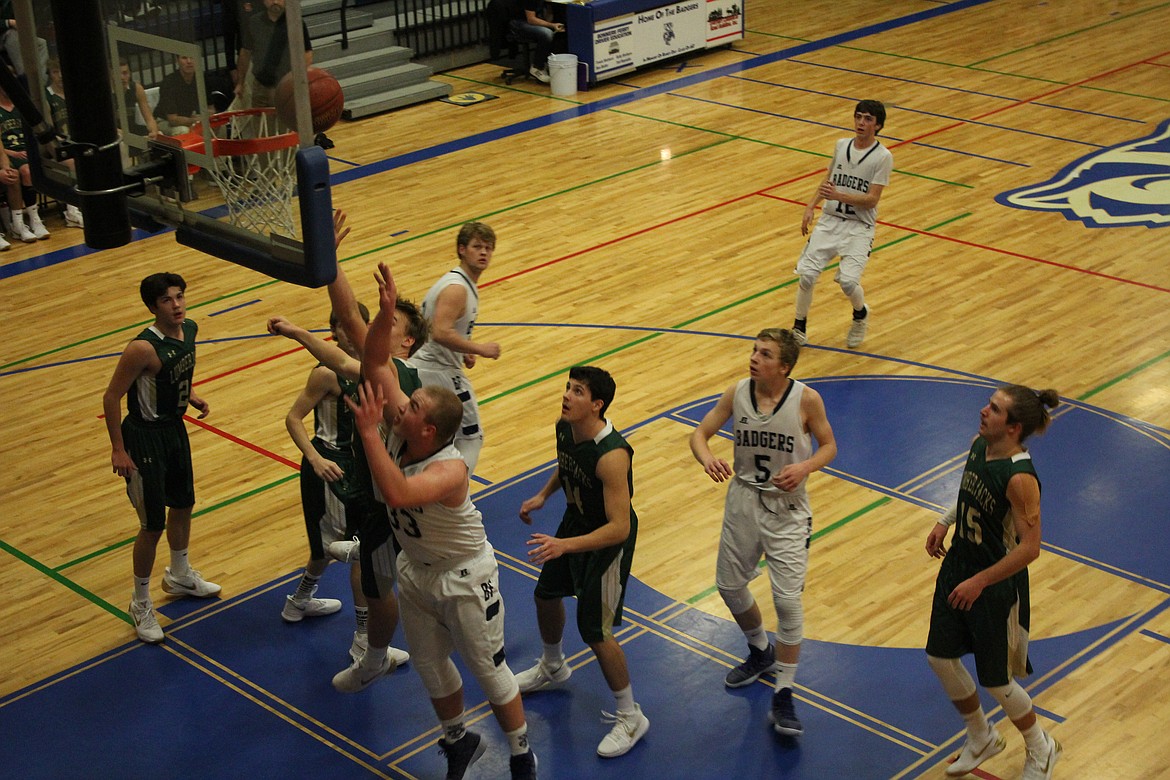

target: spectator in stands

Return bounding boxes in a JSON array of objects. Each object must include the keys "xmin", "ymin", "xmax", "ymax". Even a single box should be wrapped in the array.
[
  {"xmin": 116, "ymin": 57, "xmax": 161, "ymax": 140},
  {"xmin": 1, "ymin": 0, "xmax": 49, "ymax": 79},
  {"xmin": 510, "ymin": 0, "xmax": 564, "ymax": 84},
  {"xmin": 44, "ymin": 59, "xmax": 85, "ymax": 229},
  {"xmin": 0, "ymin": 84, "xmax": 50, "ymax": 242},
  {"xmin": 156, "ymin": 54, "xmax": 210, "ymax": 135}
]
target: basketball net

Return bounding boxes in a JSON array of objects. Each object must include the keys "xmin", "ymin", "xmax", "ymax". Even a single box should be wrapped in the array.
[{"xmin": 202, "ymin": 108, "xmax": 300, "ymax": 238}]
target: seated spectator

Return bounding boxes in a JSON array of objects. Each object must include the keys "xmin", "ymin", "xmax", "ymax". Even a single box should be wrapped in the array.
[
  {"xmin": 44, "ymin": 59, "xmax": 84, "ymax": 228},
  {"xmin": 1, "ymin": 0, "xmax": 49, "ymax": 79},
  {"xmin": 0, "ymin": 86, "xmax": 50, "ymax": 242},
  {"xmin": 116, "ymin": 57, "xmax": 161, "ymax": 139},
  {"xmin": 156, "ymin": 54, "xmax": 210, "ymax": 134},
  {"xmin": 510, "ymin": 0, "xmax": 563, "ymax": 84}
]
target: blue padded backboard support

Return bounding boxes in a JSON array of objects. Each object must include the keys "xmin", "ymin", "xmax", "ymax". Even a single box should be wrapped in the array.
[{"xmin": 162, "ymin": 145, "xmax": 336, "ymax": 289}]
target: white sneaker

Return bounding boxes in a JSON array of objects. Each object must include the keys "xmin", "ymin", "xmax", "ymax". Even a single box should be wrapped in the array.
[
  {"xmin": 515, "ymin": 657, "xmax": 572, "ymax": 694},
  {"xmin": 10, "ymin": 211, "xmax": 36, "ymax": 243},
  {"xmin": 846, "ymin": 308, "xmax": 870, "ymax": 348},
  {"xmin": 281, "ymin": 586, "xmax": 342, "ymax": 622},
  {"xmin": 162, "ymin": 566, "xmax": 222, "ymax": 598},
  {"xmin": 529, "ymin": 66, "xmax": 551, "ymax": 84},
  {"xmin": 792, "ymin": 328, "xmax": 808, "ymax": 347},
  {"xmin": 1021, "ymin": 732, "xmax": 1061, "ymax": 780},
  {"xmin": 597, "ymin": 703, "xmax": 649, "ymax": 758},
  {"xmin": 26, "ymin": 206, "xmax": 50, "ymax": 240},
  {"xmin": 349, "ymin": 631, "xmax": 368, "ymax": 663},
  {"xmin": 327, "ymin": 538, "xmax": 359, "ymax": 563},
  {"xmin": 129, "ymin": 599, "xmax": 164, "ymax": 644},
  {"xmin": 64, "ymin": 205, "xmax": 84, "ymax": 229},
  {"xmin": 946, "ymin": 726, "xmax": 1005, "ymax": 776},
  {"xmin": 0, "ymin": 232, "xmax": 10, "ymax": 251},
  {"xmin": 332, "ymin": 651, "xmax": 401, "ymax": 693}
]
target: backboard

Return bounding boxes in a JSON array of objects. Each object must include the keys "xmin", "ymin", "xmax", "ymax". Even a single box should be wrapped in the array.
[{"xmin": 16, "ymin": 0, "xmax": 336, "ymax": 287}]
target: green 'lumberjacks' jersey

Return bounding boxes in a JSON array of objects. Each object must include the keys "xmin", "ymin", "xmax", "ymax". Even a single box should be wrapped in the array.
[
  {"xmin": 946, "ymin": 436, "xmax": 1040, "ymax": 576},
  {"xmin": 127, "ymin": 320, "xmax": 198, "ymax": 423},
  {"xmin": 555, "ymin": 419, "xmax": 637, "ymax": 537}
]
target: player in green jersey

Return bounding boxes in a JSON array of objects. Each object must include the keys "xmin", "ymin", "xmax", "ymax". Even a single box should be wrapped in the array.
[
  {"xmin": 925, "ymin": 385, "xmax": 1062, "ymax": 780},
  {"xmin": 515, "ymin": 366, "xmax": 649, "ymax": 759},
  {"xmin": 102, "ymin": 273, "xmax": 221, "ymax": 644}
]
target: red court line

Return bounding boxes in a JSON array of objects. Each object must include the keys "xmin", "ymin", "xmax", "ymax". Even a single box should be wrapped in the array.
[
  {"xmin": 148, "ymin": 51, "xmax": 1170, "ymax": 464},
  {"xmin": 487, "ymin": 51, "xmax": 1168, "ymax": 294},
  {"xmin": 185, "ymin": 415, "xmax": 300, "ymax": 470},
  {"xmin": 194, "ymin": 343, "xmax": 307, "ymax": 386},
  {"xmin": 758, "ymin": 192, "xmax": 1170, "ymax": 294}
]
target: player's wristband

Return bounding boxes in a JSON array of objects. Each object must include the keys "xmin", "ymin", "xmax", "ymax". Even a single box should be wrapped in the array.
[{"xmin": 938, "ymin": 506, "xmax": 957, "ymax": 527}]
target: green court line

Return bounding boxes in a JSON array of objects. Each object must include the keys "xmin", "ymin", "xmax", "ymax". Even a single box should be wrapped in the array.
[
  {"xmin": 55, "ymin": 473, "xmax": 300, "ymax": 573},
  {"xmin": 685, "ymin": 496, "xmax": 894, "ymax": 604},
  {"xmin": 477, "ymin": 217, "xmax": 947, "ymax": 407},
  {"xmin": 1078, "ymin": 349, "xmax": 1170, "ymax": 401},
  {"xmin": 1, "ymin": 537, "xmax": 129, "ymax": 623},
  {"xmin": 968, "ymin": 2, "xmax": 1170, "ymax": 66}
]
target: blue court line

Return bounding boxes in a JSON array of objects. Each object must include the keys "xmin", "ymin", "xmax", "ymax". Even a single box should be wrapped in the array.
[
  {"xmin": 0, "ymin": 330, "xmax": 331, "ymax": 379},
  {"xmin": 786, "ymin": 57, "xmax": 1152, "ymax": 125},
  {"xmin": 0, "ymin": 0, "xmax": 996, "ymax": 283},
  {"xmin": 1141, "ymin": 628, "xmax": 1170, "ymax": 644},
  {"xmin": 209, "ymin": 298, "xmax": 261, "ymax": 316},
  {"xmin": 327, "ymin": 0, "xmax": 997, "ymax": 187},
  {"xmin": 1030, "ymin": 101, "xmax": 1147, "ymax": 123},
  {"xmin": 666, "ymin": 91, "xmax": 1032, "ymax": 167}
]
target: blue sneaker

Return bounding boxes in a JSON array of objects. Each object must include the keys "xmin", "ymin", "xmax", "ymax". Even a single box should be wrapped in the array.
[
  {"xmin": 725, "ymin": 643, "xmax": 777, "ymax": 688},
  {"xmin": 769, "ymin": 688, "xmax": 803, "ymax": 737},
  {"xmin": 440, "ymin": 731, "xmax": 485, "ymax": 780}
]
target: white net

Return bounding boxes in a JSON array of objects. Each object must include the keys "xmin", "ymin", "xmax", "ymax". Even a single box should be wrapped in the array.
[{"xmin": 205, "ymin": 109, "xmax": 299, "ymax": 238}]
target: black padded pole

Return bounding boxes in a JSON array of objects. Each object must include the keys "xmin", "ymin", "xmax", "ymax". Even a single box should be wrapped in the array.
[{"xmin": 50, "ymin": 0, "xmax": 131, "ymax": 249}]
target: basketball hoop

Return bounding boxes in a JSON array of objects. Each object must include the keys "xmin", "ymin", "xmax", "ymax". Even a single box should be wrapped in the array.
[{"xmin": 173, "ymin": 108, "xmax": 301, "ymax": 237}]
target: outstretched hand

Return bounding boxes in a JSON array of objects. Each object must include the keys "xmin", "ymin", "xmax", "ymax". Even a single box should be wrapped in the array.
[
  {"xmin": 344, "ymin": 380, "xmax": 387, "ymax": 433},
  {"xmin": 333, "ymin": 209, "xmax": 350, "ymax": 250},
  {"xmin": 375, "ymin": 261, "xmax": 397, "ymax": 313}
]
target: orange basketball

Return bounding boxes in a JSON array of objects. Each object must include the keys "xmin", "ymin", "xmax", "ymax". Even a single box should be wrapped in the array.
[{"xmin": 274, "ymin": 67, "xmax": 344, "ymax": 134}]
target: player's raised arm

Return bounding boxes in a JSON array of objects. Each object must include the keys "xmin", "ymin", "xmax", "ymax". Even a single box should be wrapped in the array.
[
  {"xmin": 361, "ymin": 262, "xmax": 408, "ymax": 421},
  {"xmin": 267, "ymin": 316, "xmax": 361, "ymax": 381}
]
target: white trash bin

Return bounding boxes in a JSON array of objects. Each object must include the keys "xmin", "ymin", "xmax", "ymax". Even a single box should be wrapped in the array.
[{"xmin": 548, "ymin": 53, "xmax": 578, "ymax": 96}]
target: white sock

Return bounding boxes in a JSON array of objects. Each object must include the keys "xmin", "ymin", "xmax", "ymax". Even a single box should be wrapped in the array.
[
  {"xmin": 504, "ymin": 724, "xmax": 530, "ymax": 756},
  {"xmin": 745, "ymin": 624, "xmax": 769, "ymax": 652},
  {"xmin": 613, "ymin": 684, "xmax": 635, "ymax": 713},
  {"xmin": 133, "ymin": 576, "xmax": 151, "ymax": 603},
  {"xmin": 441, "ymin": 713, "xmax": 466, "ymax": 744},
  {"xmin": 541, "ymin": 641, "xmax": 565, "ymax": 669},
  {"xmin": 774, "ymin": 662, "xmax": 798, "ymax": 691},
  {"xmin": 361, "ymin": 644, "xmax": 387, "ymax": 669},
  {"xmin": 962, "ymin": 707, "xmax": 990, "ymax": 743},
  {"xmin": 1021, "ymin": 722, "xmax": 1049, "ymax": 755},
  {"xmin": 169, "ymin": 548, "xmax": 191, "ymax": 577}
]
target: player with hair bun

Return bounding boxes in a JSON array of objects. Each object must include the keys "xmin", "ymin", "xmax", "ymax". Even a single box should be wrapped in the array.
[{"xmin": 925, "ymin": 384, "xmax": 1063, "ymax": 779}]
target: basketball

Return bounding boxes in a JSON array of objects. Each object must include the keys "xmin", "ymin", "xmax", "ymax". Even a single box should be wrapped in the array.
[{"xmin": 274, "ymin": 67, "xmax": 344, "ymax": 134}]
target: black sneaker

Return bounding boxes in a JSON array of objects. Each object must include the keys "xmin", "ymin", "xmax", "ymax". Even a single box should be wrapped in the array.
[
  {"xmin": 769, "ymin": 688, "xmax": 803, "ymax": 737},
  {"xmin": 510, "ymin": 749, "xmax": 538, "ymax": 780},
  {"xmin": 725, "ymin": 643, "xmax": 777, "ymax": 688},
  {"xmin": 440, "ymin": 731, "xmax": 485, "ymax": 780},
  {"xmin": 315, "ymin": 132, "xmax": 335, "ymax": 150}
]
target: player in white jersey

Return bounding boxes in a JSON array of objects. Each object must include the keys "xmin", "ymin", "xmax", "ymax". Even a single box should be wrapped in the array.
[
  {"xmin": 408, "ymin": 221, "xmax": 502, "ymax": 475},
  {"xmin": 790, "ymin": 99, "xmax": 892, "ymax": 349},
  {"xmin": 690, "ymin": 328, "xmax": 837, "ymax": 739},
  {"xmin": 347, "ymin": 262, "xmax": 537, "ymax": 780}
]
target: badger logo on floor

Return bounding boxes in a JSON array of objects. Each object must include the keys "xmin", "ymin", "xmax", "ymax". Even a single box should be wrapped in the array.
[{"xmin": 995, "ymin": 118, "xmax": 1170, "ymax": 228}]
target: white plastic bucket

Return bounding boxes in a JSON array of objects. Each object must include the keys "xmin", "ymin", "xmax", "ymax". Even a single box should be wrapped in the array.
[{"xmin": 548, "ymin": 53, "xmax": 578, "ymax": 96}]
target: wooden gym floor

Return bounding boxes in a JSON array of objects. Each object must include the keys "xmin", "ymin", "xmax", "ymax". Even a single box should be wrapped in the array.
[{"xmin": 2, "ymin": 1, "xmax": 1169, "ymax": 777}]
